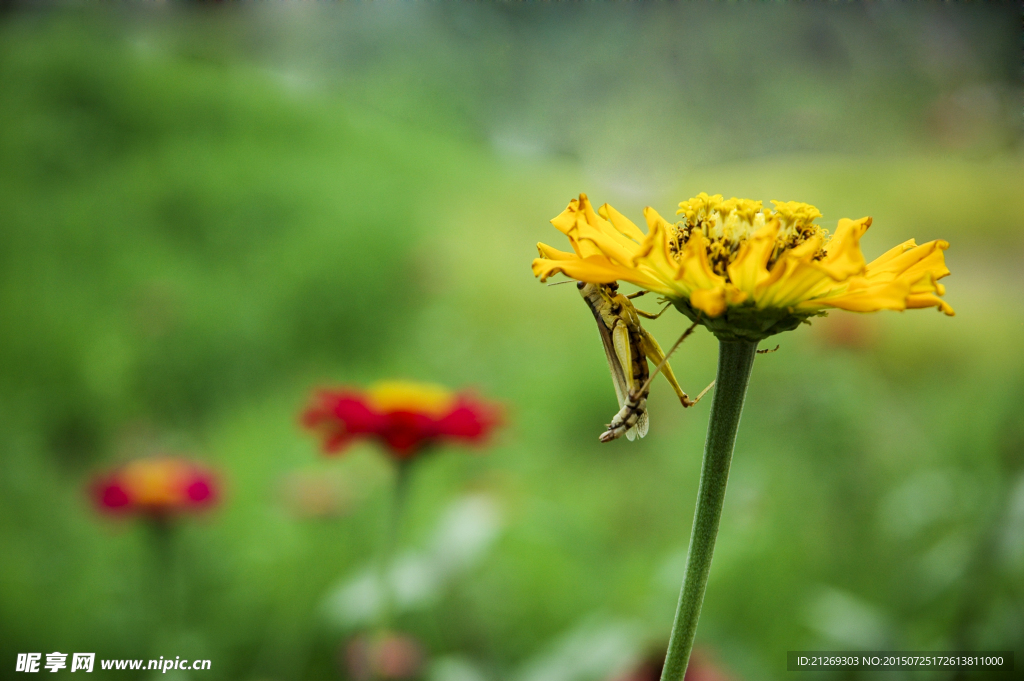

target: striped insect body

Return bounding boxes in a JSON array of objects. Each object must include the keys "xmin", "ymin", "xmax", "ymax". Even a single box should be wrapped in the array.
[{"xmin": 577, "ymin": 282, "xmax": 709, "ymax": 442}]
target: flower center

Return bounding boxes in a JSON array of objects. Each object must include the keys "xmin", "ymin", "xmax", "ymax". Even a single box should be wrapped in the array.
[
  {"xmin": 368, "ymin": 381, "xmax": 455, "ymax": 418},
  {"xmin": 675, "ymin": 193, "xmax": 829, "ymax": 280}
]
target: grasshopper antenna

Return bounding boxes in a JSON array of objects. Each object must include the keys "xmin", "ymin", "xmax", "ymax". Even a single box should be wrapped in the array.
[{"xmin": 546, "ymin": 279, "xmax": 578, "ymax": 287}]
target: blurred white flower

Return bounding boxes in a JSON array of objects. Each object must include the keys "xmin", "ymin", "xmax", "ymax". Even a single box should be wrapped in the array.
[
  {"xmin": 805, "ymin": 587, "xmax": 889, "ymax": 649},
  {"xmin": 515, "ymin": 618, "xmax": 643, "ymax": 681},
  {"xmin": 878, "ymin": 470, "xmax": 955, "ymax": 539},
  {"xmin": 322, "ymin": 493, "xmax": 502, "ymax": 627},
  {"xmin": 999, "ymin": 474, "xmax": 1024, "ymax": 569},
  {"xmin": 919, "ymin": 534, "xmax": 971, "ymax": 594}
]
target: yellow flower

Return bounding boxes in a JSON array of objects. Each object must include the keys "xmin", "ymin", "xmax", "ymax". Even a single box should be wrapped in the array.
[{"xmin": 533, "ymin": 193, "xmax": 953, "ymax": 341}]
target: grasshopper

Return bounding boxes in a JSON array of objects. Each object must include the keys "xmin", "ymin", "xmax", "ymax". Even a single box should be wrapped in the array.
[{"xmin": 576, "ymin": 282, "xmax": 712, "ymax": 442}]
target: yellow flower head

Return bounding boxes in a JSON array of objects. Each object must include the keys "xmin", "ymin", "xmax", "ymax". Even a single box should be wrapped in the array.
[
  {"xmin": 366, "ymin": 381, "xmax": 457, "ymax": 418},
  {"xmin": 532, "ymin": 193, "xmax": 953, "ymax": 341}
]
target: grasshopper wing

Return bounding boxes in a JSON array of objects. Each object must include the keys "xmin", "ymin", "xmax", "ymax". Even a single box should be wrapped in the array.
[
  {"xmin": 597, "ymin": 316, "xmax": 630, "ymax": 412},
  {"xmin": 589, "ymin": 304, "xmax": 640, "ymax": 440},
  {"xmin": 634, "ymin": 410, "xmax": 649, "ymax": 439},
  {"xmin": 610, "ymin": 320, "xmax": 643, "ymax": 441}
]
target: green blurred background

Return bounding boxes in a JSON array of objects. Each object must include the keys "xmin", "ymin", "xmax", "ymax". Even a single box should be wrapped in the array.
[{"xmin": 1, "ymin": 3, "xmax": 1021, "ymax": 680}]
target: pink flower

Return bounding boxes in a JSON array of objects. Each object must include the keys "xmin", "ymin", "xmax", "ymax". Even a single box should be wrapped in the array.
[
  {"xmin": 92, "ymin": 457, "xmax": 218, "ymax": 516},
  {"xmin": 343, "ymin": 632, "xmax": 424, "ymax": 681}
]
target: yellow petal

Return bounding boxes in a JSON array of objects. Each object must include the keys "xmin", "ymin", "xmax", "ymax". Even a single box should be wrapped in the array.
[
  {"xmin": 583, "ymin": 196, "xmax": 643, "ymax": 252},
  {"xmin": 577, "ymin": 222, "xmax": 642, "ymax": 269},
  {"xmin": 817, "ymin": 217, "xmax": 870, "ymax": 280},
  {"xmin": 537, "ymin": 242, "xmax": 579, "ymax": 262},
  {"xmin": 755, "ymin": 235, "xmax": 830, "ymax": 308},
  {"xmin": 548, "ymin": 194, "xmax": 603, "ymax": 260},
  {"xmin": 726, "ymin": 287, "xmax": 749, "ymax": 305},
  {"xmin": 549, "ymin": 198, "xmax": 583, "ymax": 255},
  {"xmin": 676, "ymin": 231, "xmax": 727, "ymax": 291},
  {"xmin": 549, "ymin": 198, "xmax": 580, "ymax": 235},
  {"xmin": 801, "ymin": 283, "xmax": 954, "ymax": 316},
  {"xmin": 863, "ymin": 239, "xmax": 948, "ymax": 280},
  {"xmin": 894, "ymin": 240, "xmax": 951, "ymax": 283},
  {"xmin": 599, "ymin": 203, "xmax": 647, "ymax": 243},
  {"xmin": 566, "ymin": 195, "xmax": 647, "ymax": 266},
  {"xmin": 799, "ymin": 279, "xmax": 913, "ymax": 313},
  {"xmin": 532, "ymin": 254, "xmax": 626, "ymax": 284},
  {"xmin": 532, "ymin": 254, "xmax": 670, "ymax": 293},
  {"xmin": 690, "ymin": 287, "xmax": 727, "ymax": 317},
  {"xmin": 865, "ymin": 239, "xmax": 918, "ymax": 270},
  {"xmin": 906, "ymin": 292, "xmax": 956, "ymax": 316},
  {"xmin": 727, "ymin": 221, "xmax": 778, "ymax": 293},
  {"xmin": 753, "ymin": 233, "xmax": 807, "ymax": 295},
  {"xmin": 632, "ymin": 207, "xmax": 687, "ymax": 290},
  {"xmin": 799, "ymin": 238, "xmax": 953, "ymax": 316}
]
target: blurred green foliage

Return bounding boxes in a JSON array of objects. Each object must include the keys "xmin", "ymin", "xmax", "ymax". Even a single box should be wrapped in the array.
[{"xmin": 0, "ymin": 4, "xmax": 1021, "ymax": 681}]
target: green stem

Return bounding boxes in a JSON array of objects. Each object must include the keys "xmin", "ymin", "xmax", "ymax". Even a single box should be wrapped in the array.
[
  {"xmin": 377, "ymin": 459, "xmax": 413, "ymax": 633},
  {"xmin": 660, "ymin": 339, "xmax": 758, "ymax": 681},
  {"xmin": 145, "ymin": 516, "xmax": 181, "ymax": 642}
]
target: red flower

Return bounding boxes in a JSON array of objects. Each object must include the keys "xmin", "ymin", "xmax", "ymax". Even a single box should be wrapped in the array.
[
  {"xmin": 302, "ymin": 381, "xmax": 501, "ymax": 459},
  {"xmin": 92, "ymin": 457, "xmax": 219, "ymax": 516}
]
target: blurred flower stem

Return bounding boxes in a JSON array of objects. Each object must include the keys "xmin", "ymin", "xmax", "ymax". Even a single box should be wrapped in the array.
[
  {"xmin": 378, "ymin": 460, "xmax": 413, "ymax": 633},
  {"xmin": 145, "ymin": 516, "xmax": 181, "ymax": 634},
  {"xmin": 661, "ymin": 340, "xmax": 757, "ymax": 681}
]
